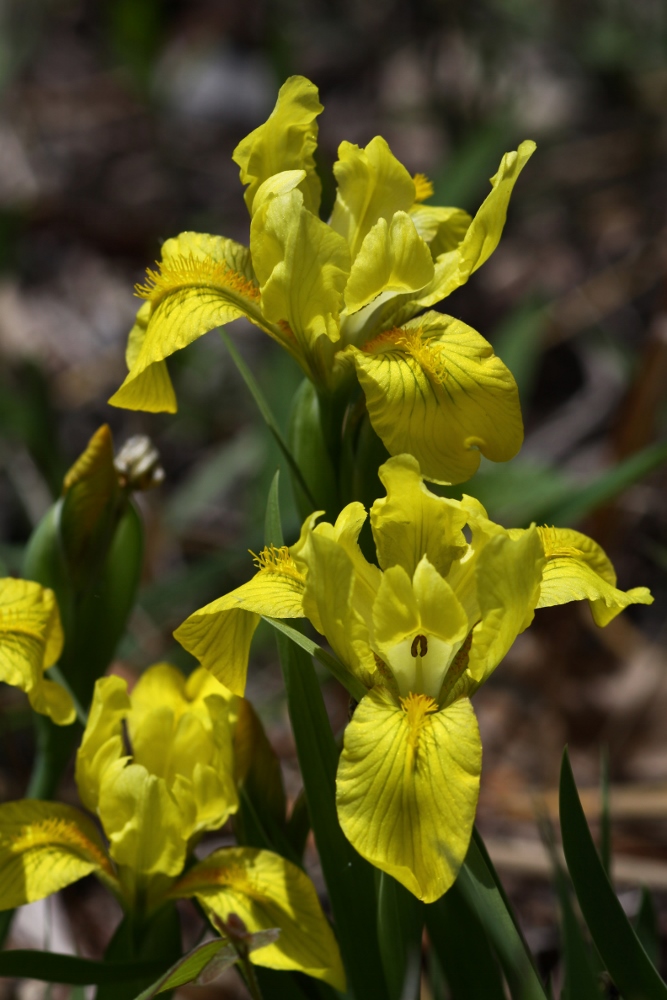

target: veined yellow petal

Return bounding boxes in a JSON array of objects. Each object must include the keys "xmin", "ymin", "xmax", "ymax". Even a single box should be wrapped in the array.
[
  {"xmin": 337, "ymin": 688, "xmax": 481, "ymax": 903},
  {"xmin": 0, "ymin": 801, "xmax": 116, "ymax": 909},
  {"xmin": 372, "ymin": 560, "xmax": 468, "ymax": 699},
  {"xmin": 75, "ymin": 675, "xmax": 130, "ymax": 813},
  {"xmin": 174, "ymin": 547, "xmax": 306, "ymax": 695},
  {"xmin": 109, "ymin": 233, "xmax": 269, "ymax": 413},
  {"xmin": 170, "ymin": 847, "xmax": 346, "ymax": 990},
  {"xmin": 349, "ymin": 311, "xmax": 523, "ymax": 484},
  {"xmin": 232, "ymin": 75, "xmax": 323, "ymax": 215},
  {"xmin": 330, "ymin": 136, "xmax": 416, "ymax": 260},
  {"xmin": 109, "ymin": 301, "xmax": 176, "ymax": 412},
  {"xmin": 537, "ymin": 526, "xmax": 653, "ymax": 626},
  {"xmin": 0, "ymin": 578, "xmax": 73, "ymax": 726},
  {"xmin": 250, "ymin": 189, "xmax": 351, "ymax": 368},
  {"xmin": 301, "ymin": 530, "xmax": 378, "ymax": 688},
  {"xmin": 343, "ymin": 211, "xmax": 434, "ymax": 315},
  {"xmin": 466, "ymin": 527, "xmax": 544, "ymax": 687},
  {"xmin": 409, "ymin": 204, "xmax": 472, "ymax": 258},
  {"xmin": 98, "ymin": 762, "xmax": 188, "ymax": 878},
  {"xmin": 370, "ymin": 454, "xmax": 468, "ymax": 576}
]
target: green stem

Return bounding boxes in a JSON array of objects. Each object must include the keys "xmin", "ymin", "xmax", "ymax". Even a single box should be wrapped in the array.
[{"xmin": 240, "ymin": 954, "xmax": 264, "ymax": 1000}]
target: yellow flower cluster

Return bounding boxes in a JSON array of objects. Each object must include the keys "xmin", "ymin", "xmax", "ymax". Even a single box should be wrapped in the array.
[{"xmin": 108, "ymin": 75, "xmax": 533, "ymax": 485}]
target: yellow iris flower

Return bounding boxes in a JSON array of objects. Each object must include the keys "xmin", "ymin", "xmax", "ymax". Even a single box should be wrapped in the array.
[
  {"xmin": 175, "ymin": 455, "xmax": 652, "ymax": 902},
  {"xmin": 0, "ymin": 577, "xmax": 74, "ymax": 725},
  {"xmin": 109, "ymin": 75, "xmax": 534, "ymax": 485},
  {"xmin": 0, "ymin": 662, "xmax": 344, "ymax": 989}
]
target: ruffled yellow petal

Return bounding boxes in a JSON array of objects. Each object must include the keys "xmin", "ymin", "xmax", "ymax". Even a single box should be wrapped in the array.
[
  {"xmin": 170, "ymin": 847, "xmax": 346, "ymax": 990},
  {"xmin": 372, "ymin": 559, "xmax": 469, "ymax": 699},
  {"xmin": 348, "ymin": 311, "xmax": 523, "ymax": 484},
  {"xmin": 466, "ymin": 527, "xmax": 544, "ymax": 686},
  {"xmin": 343, "ymin": 211, "xmax": 434, "ymax": 315},
  {"xmin": 337, "ymin": 688, "xmax": 481, "ymax": 903},
  {"xmin": 109, "ymin": 233, "xmax": 268, "ymax": 413},
  {"xmin": 370, "ymin": 454, "xmax": 468, "ymax": 576},
  {"xmin": 250, "ymin": 189, "xmax": 351, "ymax": 369},
  {"xmin": 174, "ymin": 547, "xmax": 307, "ymax": 696},
  {"xmin": 409, "ymin": 204, "xmax": 472, "ymax": 258},
  {"xmin": 232, "ymin": 75, "xmax": 323, "ymax": 216},
  {"xmin": 75, "ymin": 675, "xmax": 130, "ymax": 813},
  {"xmin": 0, "ymin": 578, "xmax": 73, "ymax": 725},
  {"xmin": 0, "ymin": 801, "xmax": 116, "ymax": 909},
  {"xmin": 128, "ymin": 664, "xmax": 238, "ymax": 836},
  {"xmin": 330, "ymin": 136, "xmax": 416, "ymax": 260},
  {"xmin": 98, "ymin": 762, "xmax": 188, "ymax": 879},
  {"xmin": 300, "ymin": 529, "xmax": 378, "ymax": 688},
  {"xmin": 537, "ymin": 526, "xmax": 653, "ymax": 626}
]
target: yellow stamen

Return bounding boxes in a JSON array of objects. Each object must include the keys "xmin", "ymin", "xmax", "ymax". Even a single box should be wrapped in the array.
[
  {"xmin": 135, "ymin": 254, "xmax": 261, "ymax": 304},
  {"xmin": 400, "ymin": 692, "xmax": 438, "ymax": 754},
  {"xmin": 538, "ymin": 526, "xmax": 584, "ymax": 560},
  {"xmin": 413, "ymin": 173, "xmax": 434, "ymax": 202},
  {"xmin": 363, "ymin": 326, "xmax": 447, "ymax": 384},
  {"xmin": 250, "ymin": 544, "xmax": 304, "ymax": 582}
]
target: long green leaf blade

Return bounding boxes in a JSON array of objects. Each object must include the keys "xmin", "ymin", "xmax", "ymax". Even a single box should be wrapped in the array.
[
  {"xmin": 456, "ymin": 831, "xmax": 547, "ymax": 1000},
  {"xmin": 0, "ymin": 951, "xmax": 165, "ymax": 985},
  {"xmin": 425, "ymin": 878, "xmax": 506, "ymax": 1000},
  {"xmin": 559, "ymin": 748, "xmax": 667, "ymax": 1000}
]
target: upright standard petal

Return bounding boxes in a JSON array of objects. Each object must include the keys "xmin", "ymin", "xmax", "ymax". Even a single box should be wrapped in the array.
[
  {"xmin": 170, "ymin": 847, "xmax": 346, "ymax": 990},
  {"xmin": 537, "ymin": 526, "xmax": 653, "ymax": 626},
  {"xmin": 330, "ymin": 136, "xmax": 416, "ymax": 260},
  {"xmin": 250, "ymin": 189, "xmax": 351, "ymax": 375},
  {"xmin": 0, "ymin": 801, "xmax": 117, "ymax": 910},
  {"xmin": 466, "ymin": 527, "xmax": 544, "ymax": 687},
  {"xmin": 343, "ymin": 212, "xmax": 434, "ymax": 315},
  {"xmin": 174, "ymin": 546, "xmax": 307, "ymax": 695},
  {"xmin": 349, "ymin": 311, "xmax": 523, "ymax": 484},
  {"xmin": 109, "ymin": 233, "xmax": 276, "ymax": 413},
  {"xmin": 232, "ymin": 75, "xmax": 323, "ymax": 216},
  {"xmin": 337, "ymin": 688, "xmax": 481, "ymax": 903},
  {"xmin": 409, "ymin": 205, "xmax": 472, "ymax": 258},
  {"xmin": 370, "ymin": 454, "xmax": 467, "ymax": 577},
  {"xmin": 0, "ymin": 578, "xmax": 73, "ymax": 725},
  {"xmin": 75, "ymin": 675, "xmax": 130, "ymax": 813}
]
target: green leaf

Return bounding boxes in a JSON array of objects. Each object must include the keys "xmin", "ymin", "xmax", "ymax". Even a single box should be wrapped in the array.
[
  {"xmin": 261, "ymin": 615, "xmax": 367, "ymax": 703},
  {"xmin": 219, "ymin": 328, "xmax": 317, "ymax": 510},
  {"xmin": 131, "ymin": 930, "xmax": 281, "ymax": 999},
  {"xmin": 559, "ymin": 747, "xmax": 667, "ymax": 1000},
  {"xmin": 456, "ymin": 830, "xmax": 547, "ymax": 1000},
  {"xmin": 265, "ymin": 469, "xmax": 284, "ymax": 548},
  {"xmin": 539, "ymin": 813, "xmax": 601, "ymax": 1000},
  {"xmin": 635, "ymin": 888, "xmax": 661, "ymax": 970},
  {"xmin": 97, "ymin": 904, "xmax": 182, "ymax": 1000},
  {"xmin": 600, "ymin": 746, "xmax": 611, "ymax": 879},
  {"xmin": 425, "ymin": 877, "xmax": 505, "ymax": 1000},
  {"xmin": 376, "ymin": 872, "xmax": 423, "ymax": 1000},
  {"xmin": 0, "ymin": 951, "xmax": 165, "ymax": 985}
]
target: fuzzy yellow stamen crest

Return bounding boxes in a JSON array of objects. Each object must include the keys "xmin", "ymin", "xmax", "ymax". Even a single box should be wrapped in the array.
[
  {"xmin": 538, "ymin": 526, "xmax": 584, "ymax": 560},
  {"xmin": 135, "ymin": 254, "xmax": 261, "ymax": 303},
  {"xmin": 400, "ymin": 692, "xmax": 438, "ymax": 752},
  {"xmin": 364, "ymin": 327, "xmax": 448, "ymax": 383},
  {"xmin": 413, "ymin": 173, "xmax": 434, "ymax": 202},
  {"xmin": 250, "ymin": 544, "xmax": 304, "ymax": 581}
]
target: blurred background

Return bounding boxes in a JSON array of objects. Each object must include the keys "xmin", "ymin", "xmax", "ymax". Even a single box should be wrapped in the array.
[{"xmin": 1, "ymin": 0, "xmax": 667, "ymax": 994}]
